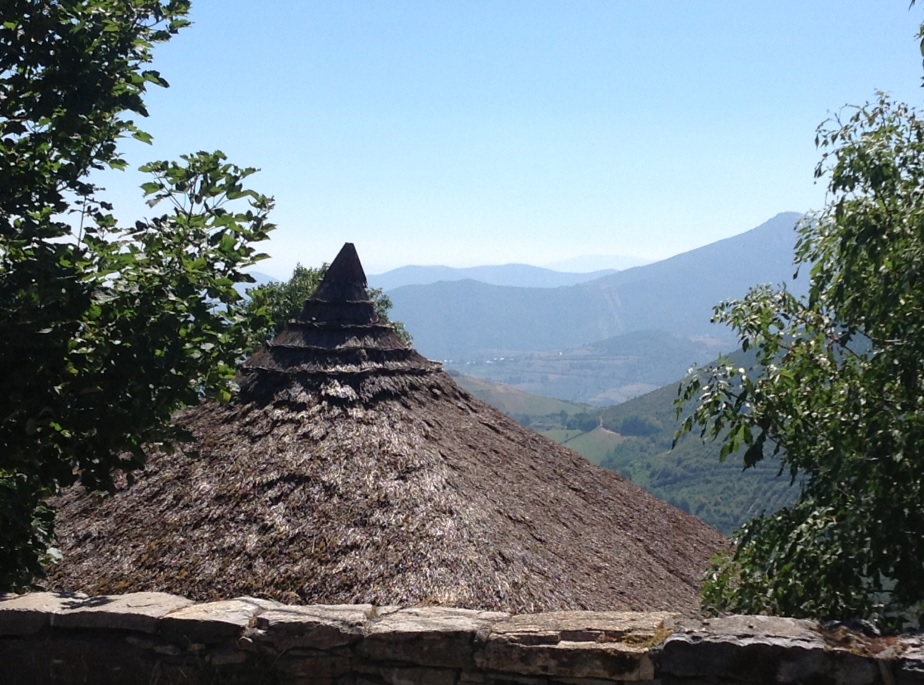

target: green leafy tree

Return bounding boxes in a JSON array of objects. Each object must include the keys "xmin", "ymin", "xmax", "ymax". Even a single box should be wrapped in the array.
[
  {"xmin": 566, "ymin": 411, "xmax": 598, "ymax": 433},
  {"xmin": 0, "ymin": 2, "xmax": 274, "ymax": 589},
  {"xmin": 677, "ymin": 92, "xmax": 924, "ymax": 627},
  {"xmin": 241, "ymin": 264, "xmax": 411, "ymax": 352},
  {"xmin": 617, "ymin": 414, "xmax": 661, "ymax": 438},
  {"xmin": 240, "ymin": 264, "xmax": 326, "ymax": 351}
]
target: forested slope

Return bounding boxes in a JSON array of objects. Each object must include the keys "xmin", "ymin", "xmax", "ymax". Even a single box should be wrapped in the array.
[{"xmin": 598, "ymin": 380, "xmax": 797, "ymax": 534}]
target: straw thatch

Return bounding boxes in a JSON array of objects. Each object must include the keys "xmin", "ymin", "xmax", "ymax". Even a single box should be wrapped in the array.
[{"xmin": 48, "ymin": 243, "xmax": 725, "ymax": 614}]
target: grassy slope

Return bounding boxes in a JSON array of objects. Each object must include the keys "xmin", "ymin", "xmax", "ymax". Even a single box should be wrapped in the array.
[
  {"xmin": 540, "ymin": 429, "xmax": 584, "ymax": 442},
  {"xmin": 453, "ymin": 373, "xmax": 587, "ymax": 417},
  {"xmin": 557, "ymin": 427, "xmax": 625, "ymax": 465}
]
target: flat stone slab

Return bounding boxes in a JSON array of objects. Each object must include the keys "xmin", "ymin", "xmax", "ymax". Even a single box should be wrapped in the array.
[
  {"xmin": 693, "ymin": 614, "xmax": 821, "ymax": 640},
  {"xmin": 0, "ymin": 591, "xmax": 88, "ymax": 636},
  {"xmin": 367, "ymin": 606, "xmax": 509, "ymax": 636},
  {"xmin": 476, "ymin": 611, "xmax": 676, "ymax": 681},
  {"xmin": 253, "ymin": 603, "xmax": 379, "ymax": 650},
  {"xmin": 360, "ymin": 606, "xmax": 509, "ymax": 669},
  {"xmin": 159, "ymin": 597, "xmax": 281, "ymax": 643},
  {"xmin": 50, "ymin": 592, "xmax": 194, "ymax": 633},
  {"xmin": 487, "ymin": 611, "xmax": 678, "ymax": 645},
  {"xmin": 895, "ymin": 637, "xmax": 924, "ymax": 684},
  {"xmin": 663, "ymin": 615, "xmax": 883, "ymax": 685}
]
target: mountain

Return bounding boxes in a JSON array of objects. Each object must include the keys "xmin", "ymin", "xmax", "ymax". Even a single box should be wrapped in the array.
[
  {"xmin": 368, "ymin": 264, "xmax": 617, "ymax": 290},
  {"xmin": 545, "ymin": 254, "xmax": 652, "ymax": 272},
  {"xmin": 246, "ymin": 270, "xmax": 277, "ymax": 286},
  {"xmin": 234, "ymin": 270, "xmax": 276, "ymax": 297},
  {"xmin": 388, "ymin": 212, "xmax": 805, "ymax": 363}
]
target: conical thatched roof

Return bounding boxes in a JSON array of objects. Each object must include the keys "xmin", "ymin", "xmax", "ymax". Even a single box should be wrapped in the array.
[{"xmin": 48, "ymin": 243, "xmax": 725, "ymax": 614}]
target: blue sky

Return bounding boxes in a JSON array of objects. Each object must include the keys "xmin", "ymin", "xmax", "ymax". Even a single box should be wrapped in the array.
[{"xmin": 103, "ymin": 1, "xmax": 923, "ymax": 276}]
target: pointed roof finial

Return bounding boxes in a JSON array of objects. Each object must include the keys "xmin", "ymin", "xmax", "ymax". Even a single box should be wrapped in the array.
[
  {"xmin": 236, "ymin": 242, "xmax": 440, "ymax": 405},
  {"xmin": 311, "ymin": 242, "xmax": 367, "ymax": 302}
]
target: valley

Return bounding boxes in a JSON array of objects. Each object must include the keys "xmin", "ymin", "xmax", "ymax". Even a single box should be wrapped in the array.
[
  {"xmin": 380, "ymin": 213, "xmax": 810, "ymax": 534},
  {"xmin": 449, "ymin": 330, "xmax": 729, "ymax": 405},
  {"xmin": 455, "ymin": 371, "xmax": 797, "ymax": 535},
  {"xmin": 387, "ymin": 212, "xmax": 806, "ymax": 404}
]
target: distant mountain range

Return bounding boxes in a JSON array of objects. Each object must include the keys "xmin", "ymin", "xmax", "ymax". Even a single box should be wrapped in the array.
[
  {"xmin": 388, "ymin": 212, "xmax": 804, "ymax": 358},
  {"xmin": 248, "ymin": 213, "xmax": 805, "ymax": 406},
  {"xmin": 367, "ymin": 264, "xmax": 617, "ymax": 290},
  {"xmin": 544, "ymin": 254, "xmax": 652, "ymax": 272},
  {"xmin": 387, "ymin": 212, "xmax": 805, "ymax": 404}
]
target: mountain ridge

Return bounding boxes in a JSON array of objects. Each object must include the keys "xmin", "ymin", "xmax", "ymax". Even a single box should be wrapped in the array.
[
  {"xmin": 368, "ymin": 263, "xmax": 617, "ymax": 290},
  {"xmin": 388, "ymin": 212, "xmax": 805, "ymax": 362}
]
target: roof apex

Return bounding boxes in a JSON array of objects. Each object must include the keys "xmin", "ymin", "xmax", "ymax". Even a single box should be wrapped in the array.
[
  {"xmin": 312, "ymin": 242, "xmax": 367, "ymax": 301},
  {"xmin": 236, "ymin": 241, "xmax": 440, "ymax": 404}
]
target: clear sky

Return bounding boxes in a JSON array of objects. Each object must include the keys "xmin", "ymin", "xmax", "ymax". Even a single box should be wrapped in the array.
[{"xmin": 101, "ymin": 1, "xmax": 924, "ymax": 277}]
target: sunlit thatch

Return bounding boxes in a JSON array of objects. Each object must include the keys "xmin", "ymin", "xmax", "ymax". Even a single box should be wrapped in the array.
[{"xmin": 48, "ymin": 243, "xmax": 724, "ymax": 614}]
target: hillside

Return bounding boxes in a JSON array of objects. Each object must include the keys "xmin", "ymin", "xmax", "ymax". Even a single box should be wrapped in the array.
[
  {"xmin": 597, "ymin": 377, "xmax": 797, "ymax": 535},
  {"xmin": 455, "ymin": 367, "xmax": 797, "ymax": 535},
  {"xmin": 388, "ymin": 212, "xmax": 805, "ymax": 364},
  {"xmin": 368, "ymin": 264, "xmax": 617, "ymax": 290},
  {"xmin": 451, "ymin": 372, "xmax": 587, "ymax": 429},
  {"xmin": 553, "ymin": 427, "xmax": 626, "ymax": 465}
]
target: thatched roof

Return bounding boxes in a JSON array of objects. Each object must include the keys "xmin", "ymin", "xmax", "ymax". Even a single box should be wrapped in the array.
[{"xmin": 48, "ymin": 243, "xmax": 725, "ymax": 614}]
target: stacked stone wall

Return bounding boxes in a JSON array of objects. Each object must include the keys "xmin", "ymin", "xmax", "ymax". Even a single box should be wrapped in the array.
[{"xmin": 1, "ymin": 593, "xmax": 922, "ymax": 684}]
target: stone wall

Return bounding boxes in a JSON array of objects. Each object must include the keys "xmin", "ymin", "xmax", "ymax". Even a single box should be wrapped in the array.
[{"xmin": 1, "ymin": 592, "xmax": 922, "ymax": 684}]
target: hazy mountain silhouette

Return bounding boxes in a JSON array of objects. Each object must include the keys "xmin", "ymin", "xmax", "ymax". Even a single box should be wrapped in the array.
[
  {"xmin": 545, "ymin": 254, "xmax": 652, "ymax": 272},
  {"xmin": 368, "ymin": 264, "xmax": 617, "ymax": 290},
  {"xmin": 388, "ymin": 212, "xmax": 804, "ymax": 362}
]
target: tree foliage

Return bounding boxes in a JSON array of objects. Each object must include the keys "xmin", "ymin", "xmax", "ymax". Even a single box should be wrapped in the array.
[
  {"xmin": 0, "ymin": 2, "xmax": 274, "ymax": 589},
  {"xmin": 677, "ymin": 93, "xmax": 924, "ymax": 628},
  {"xmin": 240, "ymin": 264, "xmax": 411, "ymax": 353}
]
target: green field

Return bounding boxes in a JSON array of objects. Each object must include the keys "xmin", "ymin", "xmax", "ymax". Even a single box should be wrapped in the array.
[
  {"xmin": 454, "ymin": 372, "xmax": 588, "ymax": 430},
  {"xmin": 556, "ymin": 427, "xmax": 625, "ymax": 465},
  {"xmin": 540, "ymin": 429, "xmax": 584, "ymax": 442}
]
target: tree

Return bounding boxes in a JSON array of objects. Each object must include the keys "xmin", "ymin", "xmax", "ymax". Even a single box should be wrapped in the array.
[
  {"xmin": 676, "ymin": 92, "xmax": 924, "ymax": 628},
  {"xmin": 566, "ymin": 411, "xmax": 599, "ymax": 433},
  {"xmin": 617, "ymin": 414, "xmax": 661, "ymax": 438},
  {"xmin": 240, "ymin": 264, "xmax": 411, "ymax": 352},
  {"xmin": 239, "ymin": 264, "xmax": 325, "ymax": 351},
  {"xmin": 0, "ymin": 2, "xmax": 274, "ymax": 589}
]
